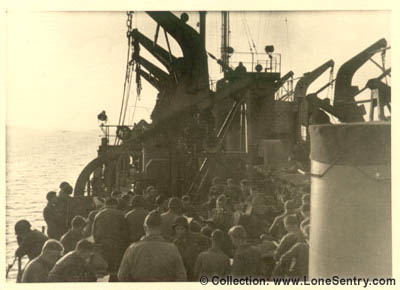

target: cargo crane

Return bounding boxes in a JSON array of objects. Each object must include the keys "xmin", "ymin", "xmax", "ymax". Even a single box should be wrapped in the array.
[
  {"xmin": 295, "ymin": 59, "xmax": 334, "ymax": 142},
  {"xmin": 333, "ymin": 38, "xmax": 387, "ymax": 122},
  {"xmin": 302, "ymin": 38, "xmax": 390, "ymax": 126}
]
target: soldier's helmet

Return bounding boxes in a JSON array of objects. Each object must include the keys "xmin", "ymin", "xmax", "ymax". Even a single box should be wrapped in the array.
[
  {"xmin": 228, "ymin": 225, "xmax": 247, "ymax": 240},
  {"xmin": 15, "ymin": 219, "xmax": 31, "ymax": 236}
]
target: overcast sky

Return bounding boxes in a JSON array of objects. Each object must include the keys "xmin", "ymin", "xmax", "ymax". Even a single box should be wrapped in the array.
[{"xmin": 5, "ymin": 10, "xmax": 390, "ymax": 130}]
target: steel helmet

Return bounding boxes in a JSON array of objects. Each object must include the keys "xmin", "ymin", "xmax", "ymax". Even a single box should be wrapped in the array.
[{"xmin": 15, "ymin": 219, "xmax": 31, "ymax": 235}]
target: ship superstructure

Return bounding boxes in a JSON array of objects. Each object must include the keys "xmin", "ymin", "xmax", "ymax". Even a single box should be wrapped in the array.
[{"xmin": 71, "ymin": 11, "xmax": 391, "ymax": 278}]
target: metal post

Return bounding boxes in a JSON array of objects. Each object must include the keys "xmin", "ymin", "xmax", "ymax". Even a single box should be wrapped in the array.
[
  {"xmin": 245, "ymin": 89, "xmax": 254, "ymax": 182},
  {"xmin": 239, "ymin": 104, "xmax": 244, "ymax": 151},
  {"xmin": 199, "ymin": 11, "xmax": 206, "ymax": 48},
  {"xmin": 251, "ymin": 52, "xmax": 254, "ymax": 72},
  {"xmin": 221, "ymin": 12, "xmax": 230, "ymax": 71}
]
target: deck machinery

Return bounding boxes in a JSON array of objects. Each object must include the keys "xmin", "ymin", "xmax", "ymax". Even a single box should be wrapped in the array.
[{"xmin": 73, "ymin": 12, "xmax": 299, "ymax": 199}]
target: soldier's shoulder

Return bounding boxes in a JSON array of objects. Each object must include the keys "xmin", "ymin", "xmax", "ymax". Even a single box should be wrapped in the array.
[
  {"xmin": 24, "ymin": 256, "xmax": 41, "ymax": 270},
  {"xmin": 196, "ymin": 250, "xmax": 209, "ymax": 260},
  {"xmin": 30, "ymin": 229, "xmax": 48, "ymax": 240},
  {"xmin": 54, "ymin": 251, "xmax": 77, "ymax": 266},
  {"xmin": 95, "ymin": 207, "xmax": 108, "ymax": 216},
  {"xmin": 129, "ymin": 237, "xmax": 173, "ymax": 251},
  {"xmin": 167, "ymin": 241, "xmax": 182, "ymax": 254},
  {"xmin": 124, "ymin": 209, "xmax": 134, "ymax": 218}
]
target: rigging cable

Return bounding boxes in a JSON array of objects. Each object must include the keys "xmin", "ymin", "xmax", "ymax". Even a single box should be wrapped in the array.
[
  {"xmin": 117, "ymin": 12, "xmax": 133, "ymax": 129},
  {"xmin": 244, "ymin": 13, "xmax": 258, "ymax": 54},
  {"xmin": 266, "ymin": 11, "xmax": 271, "ymax": 37},
  {"xmin": 129, "ymin": 92, "xmax": 139, "ymax": 125},
  {"xmin": 240, "ymin": 13, "xmax": 253, "ymax": 53},
  {"xmin": 285, "ymin": 16, "xmax": 292, "ymax": 69},
  {"xmin": 256, "ymin": 12, "xmax": 262, "ymax": 51},
  {"xmin": 215, "ymin": 12, "xmax": 219, "ymax": 76},
  {"xmin": 121, "ymin": 61, "xmax": 134, "ymax": 127},
  {"xmin": 116, "ymin": 11, "xmax": 135, "ymax": 145},
  {"xmin": 116, "ymin": 59, "xmax": 134, "ymax": 145},
  {"xmin": 241, "ymin": 12, "xmax": 259, "ymax": 71},
  {"xmin": 116, "ymin": 12, "xmax": 134, "ymax": 145},
  {"xmin": 122, "ymin": 37, "xmax": 141, "ymax": 129}
]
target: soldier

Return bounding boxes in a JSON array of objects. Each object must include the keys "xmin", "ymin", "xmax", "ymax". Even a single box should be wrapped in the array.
[
  {"xmin": 60, "ymin": 215, "xmax": 86, "ymax": 254},
  {"xmin": 118, "ymin": 211, "xmax": 187, "ymax": 281},
  {"xmin": 300, "ymin": 203, "xmax": 310, "ymax": 232},
  {"xmin": 172, "ymin": 216, "xmax": 209, "ymax": 281},
  {"xmin": 258, "ymin": 233, "xmax": 277, "ymax": 279},
  {"xmin": 111, "ymin": 190, "xmax": 122, "ymax": 201},
  {"xmin": 228, "ymin": 225, "xmax": 264, "ymax": 278},
  {"xmin": 21, "ymin": 239, "xmax": 64, "ymax": 283},
  {"xmin": 200, "ymin": 225, "xmax": 213, "ymax": 238},
  {"xmin": 273, "ymin": 214, "xmax": 304, "ymax": 263},
  {"xmin": 82, "ymin": 199, "xmax": 104, "ymax": 237},
  {"xmin": 154, "ymin": 194, "xmax": 168, "ymax": 214},
  {"xmin": 208, "ymin": 177, "xmax": 227, "ymax": 200},
  {"xmin": 93, "ymin": 197, "xmax": 129, "ymax": 281},
  {"xmin": 143, "ymin": 185, "xmax": 158, "ymax": 211},
  {"xmin": 14, "ymin": 220, "xmax": 48, "ymax": 261},
  {"xmin": 278, "ymin": 224, "xmax": 309, "ymax": 278},
  {"xmin": 204, "ymin": 194, "xmax": 234, "ymax": 258},
  {"xmin": 182, "ymin": 195, "xmax": 198, "ymax": 220},
  {"xmin": 43, "ymin": 191, "xmax": 65, "ymax": 240},
  {"xmin": 117, "ymin": 194, "xmax": 132, "ymax": 214},
  {"xmin": 194, "ymin": 229, "xmax": 231, "ymax": 280},
  {"xmin": 125, "ymin": 195, "xmax": 149, "ymax": 243},
  {"xmin": 189, "ymin": 220, "xmax": 202, "ymax": 233},
  {"xmin": 208, "ymin": 194, "xmax": 233, "ymax": 233},
  {"xmin": 269, "ymin": 200, "xmax": 297, "ymax": 240},
  {"xmin": 56, "ymin": 181, "xmax": 73, "ymax": 234},
  {"xmin": 82, "ymin": 210, "xmax": 98, "ymax": 239},
  {"xmin": 240, "ymin": 179, "xmax": 251, "ymax": 201},
  {"xmin": 48, "ymin": 240, "xmax": 97, "ymax": 282},
  {"xmin": 225, "ymin": 178, "xmax": 242, "ymax": 204},
  {"xmin": 161, "ymin": 197, "xmax": 183, "ymax": 241},
  {"xmin": 234, "ymin": 62, "xmax": 247, "ymax": 73}
]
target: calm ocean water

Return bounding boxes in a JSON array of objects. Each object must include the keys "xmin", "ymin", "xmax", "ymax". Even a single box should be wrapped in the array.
[{"xmin": 6, "ymin": 127, "xmax": 100, "ymax": 281}]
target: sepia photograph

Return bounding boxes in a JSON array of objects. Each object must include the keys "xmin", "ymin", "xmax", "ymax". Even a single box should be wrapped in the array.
[{"xmin": 2, "ymin": 6, "xmax": 393, "ymax": 286}]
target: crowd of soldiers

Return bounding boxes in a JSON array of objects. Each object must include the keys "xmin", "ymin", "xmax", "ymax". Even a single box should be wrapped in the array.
[{"xmin": 14, "ymin": 171, "xmax": 310, "ymax": 282}]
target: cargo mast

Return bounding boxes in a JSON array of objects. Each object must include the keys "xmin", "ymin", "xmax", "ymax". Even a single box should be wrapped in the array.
[{"xmin": 221, "ymin": 12, "xmax": 230, "ymax": 71}]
